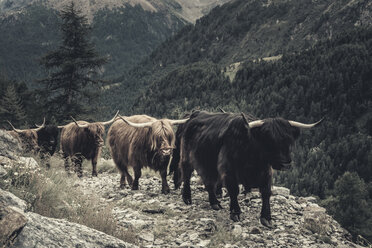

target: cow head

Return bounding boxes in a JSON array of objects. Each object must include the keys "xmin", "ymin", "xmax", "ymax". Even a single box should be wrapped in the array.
[
  {"xmin": 68, "ymin": 111, "xmax": 119, "ymax": 148},
  {"xmin": 118, "ymin": 115, "xmax": 188, "ymax": 162},
  {"xmin": 7, "ymin": 120, "xmax": 43, "ymax": 153},
  {"xmin": 36, "ymin": 122, "xmax": 59, "ymax": 156},
  {"xmin": 242, "ymin": 114, "xmax": 322, "ymax": 170}
]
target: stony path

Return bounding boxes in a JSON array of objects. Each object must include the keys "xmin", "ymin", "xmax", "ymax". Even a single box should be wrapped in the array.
[{"xmin": 74, "ymin": 163, "xmax": 359, "ymax": 248}]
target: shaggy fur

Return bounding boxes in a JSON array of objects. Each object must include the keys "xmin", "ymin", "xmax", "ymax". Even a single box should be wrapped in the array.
[
  {"xmin": 60, "ymin": 121, "xmax": 105, "ymax": 177},
  {"xmin": 8, "ymin": 130, "xmax": 39, "ymax": 153},
  {"xmin": 177, "ymin": 111, "xmax": 311, "ymax": 228},
  {"xmin": 107, "ymin": 115, "xmax": 176, "ymax": 194}
]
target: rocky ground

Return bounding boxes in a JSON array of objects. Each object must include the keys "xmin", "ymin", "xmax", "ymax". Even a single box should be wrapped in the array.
[
  {"xmin": 0, "ymin": 129, "xmax": 364, "ymax": 247},
  {"xmin": 74, "ymin": 165, "xmax": 360, "ymax": 248}
]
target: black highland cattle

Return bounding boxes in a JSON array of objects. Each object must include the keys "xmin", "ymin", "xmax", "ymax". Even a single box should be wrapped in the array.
[{"xmin": 177, "ymin": 111, "xmax": 322, "ymax": 228}]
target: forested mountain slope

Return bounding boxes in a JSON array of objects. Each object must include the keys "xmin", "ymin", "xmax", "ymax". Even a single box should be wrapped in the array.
[
  {"xmin": 132, "ymin": 27, "xmax": 372, "ymax": 241},
  {"xmin": 107, "ymin": 0, "xmax": 371, "ymax": 115}
]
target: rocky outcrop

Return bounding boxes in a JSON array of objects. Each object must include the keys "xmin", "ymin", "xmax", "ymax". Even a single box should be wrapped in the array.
[
  {"xmin": 0, "ymin": 188, "xmax": 137, "ymax": 248},
  {"xmin": 75, "ymin": 169, "xmax": 362, "ymax": 248}
]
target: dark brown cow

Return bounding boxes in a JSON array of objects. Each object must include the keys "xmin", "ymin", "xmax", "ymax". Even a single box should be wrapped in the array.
[
  {"xmin": 59, "ymin": 112, "xmax": 118, "ymax": 177},
  {"xmin": 176, "ymin": 111, "xmax": 322, "ymax": 227},
  {"xmin": 107, "ymin": 114, "xmax": 188, "ymax": 194},
  {"xmin": 7, "ymin": 121, "xmax": 42, "ymax": 153}
]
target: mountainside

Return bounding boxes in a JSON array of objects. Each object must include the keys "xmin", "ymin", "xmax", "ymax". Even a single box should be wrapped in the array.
[
  {"xmin": 0, "ymin": 0, "xmax": 230, "ymax": 84},
  {"xmin": 106, "ymin": 0, "xmax": 371, "ymax": 116},
  {"xmin": 0, "ymin": 131, "xmax": 365, "ymax": 247}
]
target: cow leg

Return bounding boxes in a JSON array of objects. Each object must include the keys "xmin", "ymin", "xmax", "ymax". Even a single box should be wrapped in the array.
[
  {"xmin": 259, "ymin": 186, "xmax": 273, "ymax": 228},
  {"xmin": 160, "ymin": 169, "xmax": 170, "ymax": 194},
  {"xmin": 132, "ymin": 167, "xmax": 141, "ymax": 190},
  {"xmin": 73, "ymin": 155, "xmax": 83, "ymax": 178},
  {"xmin": 181, "ymin": 162, "xmax": 193, "ymax": 205},
  {"xmin": 91, "ymin": 155, "xmax": 98, "ymax": 177},
  {"xmin": 206, "ymin": 183, "xmax": 223, "ymax": 210},
  {"xmin": 63, "ymin": 154, "xmax": 70, "ymax": 174},
  {"xmin": 216, "ymin": 182, "xmax": 223, "ymax": 199},
  {"xmin": 226, "ymin": 175, "xmax": 241, "ymax": 222}
]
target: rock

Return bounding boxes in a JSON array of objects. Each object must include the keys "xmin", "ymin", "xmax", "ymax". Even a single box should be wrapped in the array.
[
  {"xmin": 272, "ymin": 186, "xmax": 290, "ymax": 196},
  {"xmin": 139, "ymin": 232, "xmax": 154, "ymax": 242},
  {"xmin": 249, "ymin": 226, "xmax": 262, "ymax": 234},
  {"xmin": 232, "ymin": 224, "xmax": 243, "ymax": 236},
  {"xmin": 189, "ymin": 232, "xmax": 199, "ymax": 241},
  {"xmin": 197, "ymin": 239, "xmax": 210, "ymax": 246},
  {"xmin": 0, "ymin": 205, "xmax": 27, "ymax": 247},
  {"xmin": 0, "ymin": 130, "xmax": 22, "ymax": 159},
  {"xmin": 19, "ymin": 157, "xmax": 39, "ymax": 169},
  {"xmin": 0, "ymin": 190, "xmax": 137, "ymax": 248}
]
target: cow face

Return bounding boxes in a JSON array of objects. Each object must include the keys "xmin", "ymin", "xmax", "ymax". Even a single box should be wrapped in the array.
[
  {"xmin": 250, "ymin": 118, "xmax": 300, "ymax": 170},
  {"xmin": 151, "ymin": 121, "xmax": 175, "ymax": 160},
  {"xmin": 37, "ymin": 125, "xmax": 59, "ymax": 155},
  {"xmin": 84, "ymin": 124, "xmax": 105, "ymax": 147}
]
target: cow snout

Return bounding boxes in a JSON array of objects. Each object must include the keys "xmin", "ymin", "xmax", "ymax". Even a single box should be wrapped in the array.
[{"xmin": 161, "ymin": 148, "xmax": 172, "ymax": 156}]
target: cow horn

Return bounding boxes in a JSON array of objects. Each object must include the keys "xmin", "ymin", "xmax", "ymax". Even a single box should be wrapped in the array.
[
  {"xmin": 100, "ymin": 110, "xmax": 119, "ymax": 126},
  {"xmin": 168, "ymin": 118, "xmax": 189, "ymax": 125},
  {"xmin": 7, "ymin": 121, "xmax": 24, "ymax": 133},
  {"xmin": 241, "ymin": 113, "xmax": 264, "ymax": 128},
  {"xmin": 70, "ymin": 116, "xmax": 89, "ymax": 128},
  {"xmin": 33, "ymin": 117, "xmax": 46, "ymax": 131},
  {"xmin": 118, "ymin": 115, "xmax": 154, "ymax": 128},
  {"xmin": 218, "ymin": 107, "xmax": 226, "ymax": 113},
  {"xmin": 288, "ymin": 118, "xmax": 323, "ymax": 129}
]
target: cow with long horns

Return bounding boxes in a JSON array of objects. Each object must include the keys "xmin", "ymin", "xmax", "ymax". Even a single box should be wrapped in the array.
[
  {"xmin": 59, "ymin": 111, "xmax": 119, "ymax": 177},
  {"xmin": 107, "ymin": 114, "xmax": 188, "ymax": 194},
  {"xmin": 7, "ymin": 119, "xmax": 59, "ymax": 165},
  {"xmin": 178, "ymin": 111, "xmax": 322, "ymax": 228}
]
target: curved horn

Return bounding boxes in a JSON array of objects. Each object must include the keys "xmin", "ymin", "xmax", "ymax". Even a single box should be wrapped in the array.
[
  {"xmin": 218, "ymin": 107, "xmax": 226, "ymax": 113},
  {"xmin": 57, "ymin": 125, "xmax": 65, "ymax": 129},
  {"xmin": 118, "ymin": 115, "xmax": 154, "ymax": 128},
  {"xmin": 7, "ymin": 121, "xmax": 24, "ymax": 133},
  {"xmin": 100, "ymin": 110, "xmax": 119, "ymax": 126},
  {"xmin": 168, "ymin": 118, "xmax": 189, "ymax": 125},
  {"xmin": 33, "ymin": 117, "xmax": 46, "ymax": 131},
  {"xmin": 70, "ymin": 116, "xmax": 89, "ymax": 128},
  {"xmin": 288, "ymin": 118, "xmax": 323, "ymax": 129}
]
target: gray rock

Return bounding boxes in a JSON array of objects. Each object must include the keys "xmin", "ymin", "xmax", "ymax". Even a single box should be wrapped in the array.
[
  {"xmin": 232, "ymin": 224, "xmax": 243, "ymax": 236},
  {"xmin": 0, "ymin": 205, "xmax": 27, "ymax": 247},
  {"xmin": 139, "ymin": 232, "xmax": 154, "ymax": 242},
  {"xmin": 272, "ymin": 186, "xmax": 290, "ymax": 196},
  {"xmin": 0, "ymin": 130, "xmax": 22, "ymax": 159}
]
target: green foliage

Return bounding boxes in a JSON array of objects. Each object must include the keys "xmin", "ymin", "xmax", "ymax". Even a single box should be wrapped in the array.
[
  {"xmin": 322, "ymin": 172, "xmax": 372, "ymax": 241},
  {"xmin": 38, "ymin": 2, "xmax": 108, "ymax": 123},
  {"xmin": 0, "ymin": 84, "xmax": 27, "ymax": 127}
]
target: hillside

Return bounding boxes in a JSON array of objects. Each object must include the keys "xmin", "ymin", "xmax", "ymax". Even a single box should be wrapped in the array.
[
  {"xmin": 131, "ymin": 27, "xmax": 372, "ymax": 241},
  {"xmin": 106, "ymin": 0, "xmax": 371, "ymax": 116},
  {"xmin": 0, "ymin": 0, "xmax": 230, "ymax": 85},
  {"xmin": 0, "ymin": 131, "xmax": 365, "ymax": 247}
]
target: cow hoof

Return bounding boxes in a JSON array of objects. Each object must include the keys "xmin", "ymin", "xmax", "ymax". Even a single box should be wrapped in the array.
[
  {"xmin": 120, "ymin": 184, "xmax": 126, "ymax": 189},
  {"xmin": 211, "ymin": 203, "xmax": 223, "ymax": 210},
  {"xmin": 92, "ymin": 172, "xmax": 98, "ymax": 177},
  {"xmin": 183, "ymin": 198, "xmax": 192, "ymax": 205},
  {"xmin": 260, "ymin": 217, "xmax": 273, "ymax": 229},
  {"xmin": 230, "ymin": 213, "xmax": 240, "ymax": 222},
  {"xmin": 162, "ymin": 188, "xmax": 170, "ymax": 195},
  {"xmin": 132, "ymin": 185, "xmax": 139, "ymax": 190}
]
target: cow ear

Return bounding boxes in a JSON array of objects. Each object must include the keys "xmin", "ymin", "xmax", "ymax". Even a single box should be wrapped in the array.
[{"xmin": 241, "ymin": 113, "xmax": 250, "ymax": 129}]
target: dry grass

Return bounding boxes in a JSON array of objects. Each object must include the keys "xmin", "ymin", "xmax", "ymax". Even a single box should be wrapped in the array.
[{"xmin": 2, "ymin": 156, "xmax": 138, "ymax": 245}]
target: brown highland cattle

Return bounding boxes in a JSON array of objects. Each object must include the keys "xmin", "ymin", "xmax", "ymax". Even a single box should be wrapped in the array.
[
  {"xmin": 7, "ymin": 119, "xmax": 45, "ymax": 153},
  {"xmin": 59, "ymin": 111, "xmax": 118, "ymax": 177},
  {"xmin": 107, "ymin": 114, "xmax": 188, "ymax": 194}
]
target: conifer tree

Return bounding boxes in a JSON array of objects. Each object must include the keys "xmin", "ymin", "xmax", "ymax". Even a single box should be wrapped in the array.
[
  {"xmin": 0, "ymin": 84, "xmax": 27, "ymax": 127},
  {"xmin": 39, "ymin": 1, "xmax": 107, "ymax": 123}
]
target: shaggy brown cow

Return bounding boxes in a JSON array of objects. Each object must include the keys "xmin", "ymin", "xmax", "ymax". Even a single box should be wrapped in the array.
[
  {"xmin": 59, "ymin": 112, "xmax": 118, "ymax": 177},
  {"xmin": 7, "ymin": 119, "xmax": 46, "ymax": 153},
  {"xmin": 107, "ymin": 114, "xmax": 188, "ymax": 194}
]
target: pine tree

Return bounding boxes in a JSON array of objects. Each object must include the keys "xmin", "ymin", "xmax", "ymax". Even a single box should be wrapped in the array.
[
  {"xmin": 0, "ymin": 84, "xmax": 27, "ymax": 127},
  {"xmin": 39, "ymin": 1, "xmax": 107, "ymax": 123}
]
